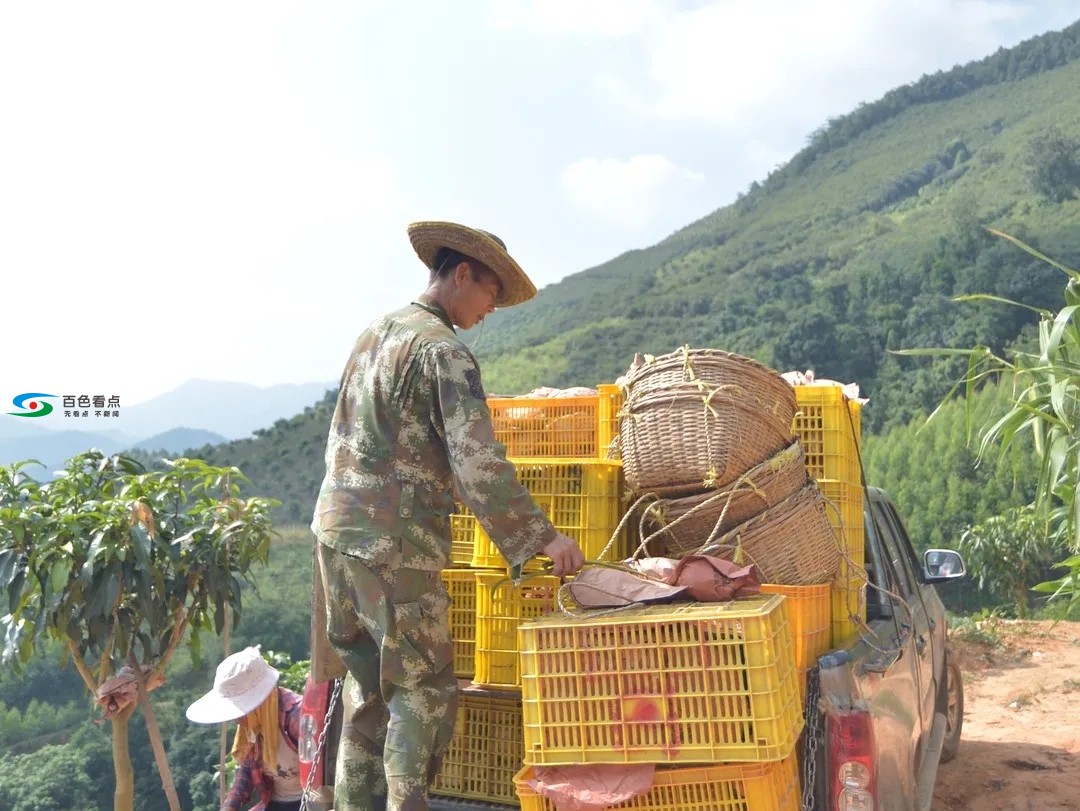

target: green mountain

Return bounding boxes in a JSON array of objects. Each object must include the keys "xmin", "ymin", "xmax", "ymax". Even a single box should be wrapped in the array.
[
  {"xmin": 163, "ymin": 393, "xmax": 337, "ymax": 524},
  {"xmin": 473, "ymin": 19, "xmax": 1080, "ymax": 434},
  {"xmin": 131, "ymin": 427, "xmax": 228, "ymax": 453},
  {"xmin": 149, "ymin": 22, "xmax": 1080, "ymax": 530}
]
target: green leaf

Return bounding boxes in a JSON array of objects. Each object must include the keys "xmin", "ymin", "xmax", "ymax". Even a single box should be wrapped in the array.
[
  {"xmin": 986, "ymin": 228, "xmax": 1080, "ymax": 280},
  {"xmin": 891, "ymin": 346, "xmax": 990, "ymax": 358},
  {"xmin": 0, "ymin": 549, "xmax": 23, "ymax": 590},
  {"xmin": 952, "ymin": 292, "xmax": 1052, "ymax": 317},
  {"xmin": 49, "ymin": 559, "xmax": 72, "ymax": 594},
  {"xmin": 129, "ymin": 525, "xmax": 151, "ymax": 568},
  {"xmin": 1031, "ymin": 576, "xmax": 1069, "ymax": 594},
  {"xmin": 102, "ymin": 574, "xmax": 120, "ymax": 617},
  {"xmin": 86, "ymin": 531, "xmax": 106, "ymax": 570},
  {"xmin": 1050, "ymin": 378, "xmax": 1071, "ymax": 423},
  {"xmin": 1045, "ymin": 305, "xmax": 1080, "ymax": 364},
  {"xmin": 7, "ymin": 570, "xmax": 26, "ymax": 615}
]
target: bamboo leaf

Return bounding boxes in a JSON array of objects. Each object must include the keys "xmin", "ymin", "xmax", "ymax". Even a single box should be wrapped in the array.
[
  {"xmin": 1030, "ymin": 578, "xmax": 1066, "ymax": 594},
  {"xmin": 892, "ymin": 347, "xmax": 993, "ymax": 358},
  {"xmin": 986, "ymin": 228, "xmax": 1080, "ymax": 280},
  {"xmin": 1047, "ymin": 435, "xmax": 1068, "ymax": 495},
  {"xmin": 1045, "ymin": 305, "xmax": 1080, "ymax": 364},
  {"xmin": 952, "ymin": 293, "xmax": 1052, "ymax": 317}
]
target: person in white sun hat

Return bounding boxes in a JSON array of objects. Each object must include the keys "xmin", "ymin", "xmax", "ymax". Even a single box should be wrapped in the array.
[{"xmin": 186, "ymin": 646, "xmax": 304, "ymax": 811}]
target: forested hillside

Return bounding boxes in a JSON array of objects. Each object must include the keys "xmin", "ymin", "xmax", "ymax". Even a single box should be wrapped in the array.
[
  {"xmin": 122, "ymin": 21, "xmax": 1080, "ymax": 536},
  {"xmin": 474, "ymin": 20, "xmax": 1080, "ymax": 435},
  {"xmin": 131, "ymin": 20, "xmax": 1080, "ymax": 533}
]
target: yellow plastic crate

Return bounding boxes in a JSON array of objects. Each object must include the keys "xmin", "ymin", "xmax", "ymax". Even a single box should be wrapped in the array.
[
  {"xmin": 597, "ymin": 383, "xmax": 623, "ymax": 460},
  {"xmin": 759, "ymin": 583, "xmax": 831, "ymax": 700},
  {"xmin": 475, "ymin": 572, "xmax": 562, "ymax": 688},
  {"xmin": 816, "ymin": 477, "xmax": 867, "ymax": 649},
  {"xmin": 514, "ymin": 754, "xmax": 800, "ymax": 811},
  {"xmin": 815, "ymin": 478, "xmax": 865, "ymax": 574},
  {"xmin": 450, "ymin": 510, "xmax": 477, "ymax": 567},
  {"xmin": 488, "ymin": 387, "xmax": 623, "ymax": 459},
  {"xmin": 440, "ymin": 569, "xmax": 481, "ymax": 679},
  {"xmin": 472, "ymin": 459, "xmax": 626, "ymax": 572},
  {"xmin": 518, "ymin": 597, "xmax": 803, "ymax": 765},
  {"xmin": 433, "ymin": 686, "xmax": 524, "ymax": 806},
  {"xmin": 792, "ymin": 386, "xmax": 862, "ymax": 486},
  {"xmin": 831, "ymin": 571, "xmax": 868, "ymax": 648}
]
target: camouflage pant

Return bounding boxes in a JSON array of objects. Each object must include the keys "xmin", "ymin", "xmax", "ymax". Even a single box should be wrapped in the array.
[{"xmin": 317, "ymin": 544, "xmax": 457, "ymax": 811}]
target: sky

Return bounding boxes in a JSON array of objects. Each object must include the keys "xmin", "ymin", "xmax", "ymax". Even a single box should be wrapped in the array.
[{"xmin": 2, "ymin": 0, "xmax": 1077, "ymax": 408}]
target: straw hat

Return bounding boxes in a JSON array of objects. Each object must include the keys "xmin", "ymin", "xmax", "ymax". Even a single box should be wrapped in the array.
[
  {"xmin": 407, "ymin": 221, "xmax": 537, "ymax": 307},
  {"xmin": 185, "ymin": 646, "xmax": 280, "ymax": 724}
]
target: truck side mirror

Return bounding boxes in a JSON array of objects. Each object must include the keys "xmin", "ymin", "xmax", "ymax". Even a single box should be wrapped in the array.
[{"xmin": 924, "ymin": 548, "xmax": 966, "ymax": 579}]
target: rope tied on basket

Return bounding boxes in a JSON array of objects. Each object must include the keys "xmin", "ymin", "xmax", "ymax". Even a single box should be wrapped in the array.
[
  {"xmin": 642, "ymin": 441, "xmax": 808, "ymax": 559},
  {"xmin": 616, "ymin": 348, "xmax": 797, "ymax": 497}
]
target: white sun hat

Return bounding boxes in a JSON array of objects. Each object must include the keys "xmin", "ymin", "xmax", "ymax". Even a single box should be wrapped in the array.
[{"xmin": 185, "ymin": 645, "xmax": 280, "ymax": 724}]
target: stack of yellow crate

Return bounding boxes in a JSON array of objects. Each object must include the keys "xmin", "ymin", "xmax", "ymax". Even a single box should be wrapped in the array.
[
  {"xmin": 513, "ymin": 597, "xmax": 804, "ymax": 810},
  {"xmin": 433, "ymin": 384, "xmax": 628, "ymax": 807},
  {"xmin": 789, "ymin": 385, "xmax": 866, "ymax": 647}
]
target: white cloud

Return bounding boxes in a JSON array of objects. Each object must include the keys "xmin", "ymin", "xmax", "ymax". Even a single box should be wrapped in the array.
[
  {"xmin": 488, "ymin": 0, "xmax": 670, "ymax": 37},
  {"xmin": 561, "ymin": 155, "xmax": 705, "ymax": 226},
  {"xmin": 0, "ymin": 2, "xmax": 406, "ymax": 404},
  {"xmin": 597, "ymin": 0, "xmax": 1036, "ymax": 130}
]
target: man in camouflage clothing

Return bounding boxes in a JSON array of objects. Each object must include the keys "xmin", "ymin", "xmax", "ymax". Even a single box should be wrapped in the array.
[{"xmin": 311, "ymin": 221, "xmax": 585, "ymax": 811}]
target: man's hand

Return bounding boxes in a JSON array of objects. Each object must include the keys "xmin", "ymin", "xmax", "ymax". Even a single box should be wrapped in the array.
[{"xmin": 542, "ymin": 533, "xmax": 585, "ymax": 577}]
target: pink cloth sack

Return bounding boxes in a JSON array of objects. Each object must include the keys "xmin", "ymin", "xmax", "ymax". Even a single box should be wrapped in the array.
[
  {"xmin": 567, "ymin": 566, "xmax": 688, "ymax": 608},
  {"xmin": 670, "ymin": 555, "xmax": 761, "ymax": 601},
  {"xmin": 530, "ymin": 764, "xmax": 656, "ymax": 811}
]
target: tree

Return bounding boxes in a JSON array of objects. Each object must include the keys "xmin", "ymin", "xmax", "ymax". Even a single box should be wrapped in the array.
[
  {"xmin": 902, "ymin": 229, "xmax": 1080, "ymax": 613},
  {"xmin": 957, "ymin": 505, "xmax": 1065, "ymax": 616},
  {"xmin": 1026, "ymin": 127, "xmax": 1080, "ymax": 203},
  {"xmin": 0, "ymin": 451, "xmax": 277, "ymax": 811}
]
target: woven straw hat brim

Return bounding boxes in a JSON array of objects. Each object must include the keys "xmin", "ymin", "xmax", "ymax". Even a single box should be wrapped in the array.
[{"xmin": 407, "ymin": 221, "xmax": 537, "ymax": 307}]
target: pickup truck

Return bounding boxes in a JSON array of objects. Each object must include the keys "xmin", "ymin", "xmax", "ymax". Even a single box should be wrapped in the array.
[
  {"xmin": 301, "ymin": 485, "xmax": 967, "ymax": 811},
  {"xmin": 814, "ymin": 486, "xmax": 965, "ymax": 811}
]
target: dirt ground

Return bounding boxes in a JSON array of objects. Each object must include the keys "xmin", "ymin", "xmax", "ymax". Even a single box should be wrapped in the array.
[{"xmin": 932, "ymin": 618, "xmax": 1080, "ymax": 811}]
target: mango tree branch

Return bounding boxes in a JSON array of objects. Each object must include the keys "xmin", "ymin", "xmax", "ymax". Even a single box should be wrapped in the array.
[
  {"xmin": 98, "ymin": 581, "xmax": 125, "ymax": 684},
  {"xmin": 153, "ymin": 601, "xmax": 199, "ymax": 681},
  {"xmin": 66, "ymin": 638, "xmax": 99, "ymax": 694},
  {"xmin": 130, "ymin": 653, "xmax": 181, "ymax": 811}
]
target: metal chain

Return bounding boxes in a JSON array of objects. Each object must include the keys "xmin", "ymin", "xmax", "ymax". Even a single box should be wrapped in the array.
[
  {"xmin": 802, "ymin": 668, "xmax": 822, "ymax": 811},
  {"xmin": 299, "ymin": 678, "xmax": 343, "ymax": 811}
]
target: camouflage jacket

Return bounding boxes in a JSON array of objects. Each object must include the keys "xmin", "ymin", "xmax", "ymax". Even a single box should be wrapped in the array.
[{"xmin": 311, "ymin": 296, "xmax": 556, "ymax": 570}]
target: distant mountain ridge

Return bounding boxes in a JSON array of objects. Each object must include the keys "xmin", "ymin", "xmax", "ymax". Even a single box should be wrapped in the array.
[
  {"xmin": 117, "ymin": 379, "xmax": 336, "ymax": 439},
  {"xmin": 0, "ymin": 379, "xmax": 335, "ymax": 475},
  {"xmin": 11, "ymin": 379, "xmax": 336, "ymax": 441},
  {"xmin": 132, "ymin": 427, "xmax": 229, "ymax": 453}
]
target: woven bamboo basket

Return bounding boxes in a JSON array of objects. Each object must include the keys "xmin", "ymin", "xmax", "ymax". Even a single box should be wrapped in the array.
[
  {"xmin": 619, "ymin": 348, "xmax": 796, "ymax": 497},
  {"xmin": 644, "ymin": 441, "xmax": 809, "ymax": 556},
  {"xmin": 694, "ymin": 482, "xmax": 840, "ymax": 585}
]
